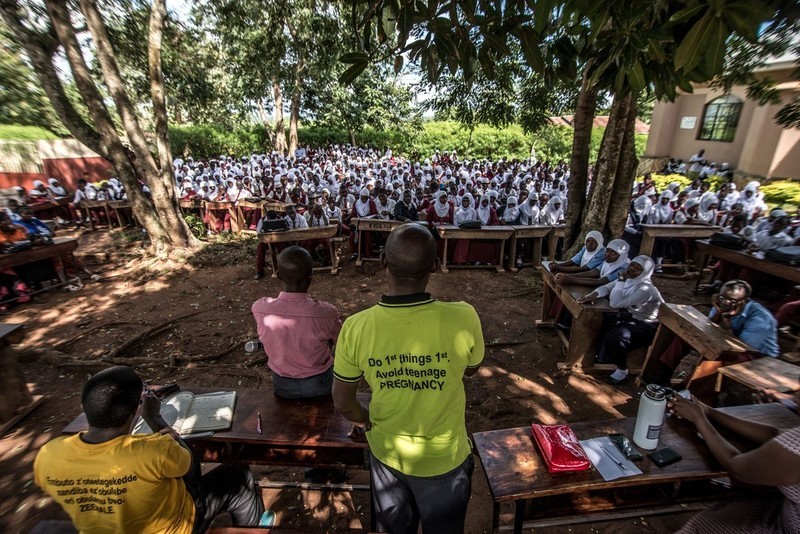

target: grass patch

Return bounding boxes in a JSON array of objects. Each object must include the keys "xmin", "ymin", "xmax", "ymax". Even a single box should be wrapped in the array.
[{"xmin": 0, "ymin": 124, "xmax": 59, "ymax": 141}]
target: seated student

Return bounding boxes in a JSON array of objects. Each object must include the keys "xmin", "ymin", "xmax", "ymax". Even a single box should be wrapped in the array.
[
  {"xmin": 501, "ymin": 196, "xmax": 522, "ymax": 225},
  {"xmin": 578, "ymin": 256, "xmax": 663, "ymax": 384},
  {"xmin": 303, "ymin": 203, "xmax": 333, "ymax": 264},
  {"xmin": 283, "ymin": 204, "xmax": 308, "ymax": 229},
  {"xmin": 669, "ymin": 392, "xmax": 800, "ymax": 533},
  {"xmin": 0, "ymin": 212, "xmax": 32, "ymax": 307},
  {"xmin": 252, "ymin": 246, "xmax": 342, "ymax": 399},
  {"xmin": 519, "ymin": 192, "xmax": 540, "ymax": 225},
  {"xmin": 34, "ymin": 366, "xmax": 266, "ymax": 533},
  {"xmin": 644, "ymin": 280, "xmax": 779, "ymax": 399},
  {"xmin": 553, "ymin": 239, "xmax": 630, "ymax": 288},
  {"xmin": 452, "ymin": 194, "xmax": 478, "ymax": 264},
  {"xmin": 349, "ymin": 188, "xmax": 379, "ymax": 260},
  {"xmin": 550, "ymin": 231, "xmax": 605, "ymax": 274},
  {"xmin": 750, "ymin": 213, "xmax": 793, "ymax": 252},
  {"xmin": 393, "ymin": 189, "xmax": 418, "ymax": 222},
  {"xmin": 254, "ymin": 210, "xmax": 283, "ymax": 280},
  {"xmin": 467, "ymin": 193, "xmax": 501, "ymax": 265}
]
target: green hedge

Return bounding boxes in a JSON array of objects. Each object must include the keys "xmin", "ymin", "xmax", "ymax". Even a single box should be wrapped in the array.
[
  {"xmin": 0, "ymin": 124, "xmax": 59, "ymax": 140},
  {"xmin": 761, "ymin": 181, "xmax": 800, "ymax": 209}
]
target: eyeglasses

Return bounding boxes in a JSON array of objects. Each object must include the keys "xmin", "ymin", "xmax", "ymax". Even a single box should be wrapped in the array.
[{"xmin": 718, "ymin": 295, "xmax": 747, "ymax": 306}]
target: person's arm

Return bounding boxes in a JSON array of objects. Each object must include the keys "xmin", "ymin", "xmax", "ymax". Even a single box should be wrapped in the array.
[
  {"xmin": 669, "ymin": 395, "xmax": 799, "ymax": 487},
  {"xmin": 332, "ymin": 379, "xmax": 370, "ymax": 427},
  {"xmin": 566, "ymin": 268, "xmax": 601, "ymax": 279},
  {"xmin": 140, "ymin": 391, "xmax": 192, "ymax": 455},
  {"xmin": 393, "ymin": 203, "xmax": 407, "ymax": 222},
  {"xmin": 608, "ymin": 284, "xmax": 652, "ymax": 309}
]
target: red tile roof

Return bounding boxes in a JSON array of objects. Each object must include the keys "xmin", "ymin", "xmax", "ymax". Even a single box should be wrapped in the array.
[{"xmin": 549, "ymin": 115, "xmax": 650, "ymax": 135}]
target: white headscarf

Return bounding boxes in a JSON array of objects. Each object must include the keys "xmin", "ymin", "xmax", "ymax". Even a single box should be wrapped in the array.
[
  {"xmin": 503, "ymin": 196, "xmax": 520, "ymax": 223},
  {"xmin": 653, "ymin": 191, "xmax": 674, "ymax": 223},
  {"xmin": 455, "ymin": 193, "xmax": 477, "ymax": 224},
  {"xmin": 477, "ymin": 194, "xmax": 492, "ymax": 224},
  {"xmin": 580, "ymin": 230, "xmax": 605, "ymax": 266},
  {"xmin": 633, "ymin": 194, "xmax": 652, "ymax": 222},
  {"xmin": 355, "ymin": 188, "xmax": 373, "ymax": 216},
  {"xmin": 433, "ymin": 190, "xmax": 451, "ymax": 218},
  {"xmin": 600, "ymin": 239, "xmax": 629, "ymax": 278},
  {"xmin": 542, "ymin": 196, "xmax": 563, "ymax": 225},
  {"xmin": 621, "ymin": 255, "xmax": 655, "ymax": 294}
]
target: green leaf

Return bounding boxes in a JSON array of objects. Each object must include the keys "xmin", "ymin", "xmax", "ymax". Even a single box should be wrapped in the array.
[
  {"xmin": 398, "ymin": 6, "xmax": 414, "ymax": 37},
  {"xmin": 338, "ymin": 61, "xmax": 368, "ymax": 86},
  {"xmin": 340, "ymin": 52, "xmax": 369, "ymax": 64},
  {"xmin": 674, "ymin": 14, "xmax": 712, "ymax": 71},
  {"xmin": 393, "ymin": 55, "xmax": 404, "ymax": 74},
  {"xmin": 615, "ymin": 65, "xmax": 626, "ymax": 92},
  {"xmin": 627, "ymin": 61, "xmax": 646, "ymax": 93},
  {"xmin": 519, "ymin": 26, "xmax": 545, "ymax": 72},
  {"xmin": 704, "ymin": 19, "xmax": 727, "ymax": 77},
  {"xmin": 669, "ymin": 5, "xmax": 706, "ymax": 24},
  {"xmin": 381, "ymin": 4, "xmax": 398, "ymax": 40},
  {"xmin": 533, "ymin": 0, "xmax": 554, "ymax": 32},
  {"xmin": 482, "ymin": 32, "xmax": 511, "ymax": 56},
  {"xmin": 587, "ymin": 55, "xmax": 613, "ymax": 87},
  {"xmin": 722, "ymin": 10, "xmax": 758, "ymax": 42}
]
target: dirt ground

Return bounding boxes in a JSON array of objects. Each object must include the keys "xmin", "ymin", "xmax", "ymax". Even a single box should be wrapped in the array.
[{"xmin": 0, "ymin": 230, "xmax": 723, "ymax": 533}]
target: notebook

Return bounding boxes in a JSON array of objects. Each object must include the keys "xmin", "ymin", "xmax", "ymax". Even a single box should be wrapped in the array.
[{"xmin": 132, "ymin": 390, "xmax": 236, "ymax": 436}]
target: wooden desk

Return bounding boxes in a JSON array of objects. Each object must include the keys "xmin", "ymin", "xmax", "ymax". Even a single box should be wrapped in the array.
[
  {"xmin": 474, "ymin": 403, "xmax": 799, "ymax": 533},
  {"xmin": 106, "ymin": 200, "xmax": 134, "ymax": 227},
  {"xmin": 639, "ymin": 224, "xmax": 721, "ymax": 258},
  {"xmin": 63, "ymin": 388, "xmax": 370, "ymax": 468},
  {"xmin": 0, "ymin": 237, "xmax": 78, "ymax": 271},
  {"xmin": 179, "ymin": 199, "xmax": 202, "ymax": 210},
  {"xmin": 259, "ymin": 225, "xmax": 340, "ymax": 277},
  {"xmin": 31, "ymin": 197, "xmax": 71, "ymax": 214},
  {"xmin": 203, "ymin": 201, "xmax": 241, "ymax": 233},
  {"xmin": 718, "ymin": 357, "xmax": 800, "ymax": 393},
  {"xmin": 638, "ymin": 303, "xmax": 753, "ymax": 390},
  {"xmin": 436, "ymin": 224, "xmax": 515, "ymax": 273},
  {"xmin": 695, "ymin": 240, "xmax": 800, "ymax": 287},
  {"xmin": 536, "ymin": 261, "xmax": 615, "ymax": 372},
  {"xmin": 79, "ymin": 199, "xmax": 109, "ymax": 231},
  {"xmin": 0, "ymin": 323, "xmax": 31, "ymax": 424},
  {"xmin": 547, "ymin": 225, "xmax": 566, "ymax": 261},
  {"xmin": 351, "ymin": 218, "xmax": 405, "ymax": 266},
  {"xmin": 508, "ymin": 225, "xmax": 552, "ymax": 271}
]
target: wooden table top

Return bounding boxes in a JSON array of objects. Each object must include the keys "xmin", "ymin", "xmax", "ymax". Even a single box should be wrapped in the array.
[
  {"xmin": 0, "ymin": 237, "xmax": 78, "ymax": 271},
  {"xmin": 510, "ymin": 225, "xmax": 553, "ymax": 238},
  {"xmin": 474, "ymin": 403, "xmax": 799, "ymax": 503},
  {"xmin": 437, "ymin": 224, "xmax": 515, "ymax": 239},
  {"xmin": 179, "ymin": 199, "xmax": 202, "ymax": 208},
  {"xmin": 719, "ymin": 357, "xmax": 800, "ymax": 393},
  {"xmin": 540, "ymin": 261, "xmax": 615, "ymax": 314},
  {"xmin": 258, "ymin": 225, "xmax": 338, "ymax": 243},
  {"xmin": 351, "ymin": 218, "xmax": 407, "ymax": 231},
  {"xmin": 640, "ymin": 224, "xmax": 721, "ymax": 237},
  {"xmin": 202, "ymin": 201, "xmax": 236, "ymax": 209},
  {"xmin": 696, "ymin": 240, "xmax": 800, "ymax": 284},
  {"xmin": 63, "ymin": 387, "xmax": 370, "ymax": 450},
  {"xmin": 658, "ymin": 303, "xmax": 752, "ymax": 360}
]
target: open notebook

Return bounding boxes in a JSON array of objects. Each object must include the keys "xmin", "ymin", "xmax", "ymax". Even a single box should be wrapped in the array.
[{"xmin": 132, "ymin": 390, "xmax": 236, "ymax": 436}]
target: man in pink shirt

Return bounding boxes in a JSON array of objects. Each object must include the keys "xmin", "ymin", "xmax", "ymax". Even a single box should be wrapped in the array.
[{"xmin": 252, "ymin": 246, "xmax": 342, "ymax": 398}]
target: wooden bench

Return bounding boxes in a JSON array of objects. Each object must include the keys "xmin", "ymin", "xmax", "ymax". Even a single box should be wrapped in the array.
[
  {"xmin": 436, "ymin": 224, "xmax": 515, "ymax": 273},
  {"xmin": 508, "ymin": 225, "xmax": 552, "ymax": 271},
  {"xmin": 546, "ymin": 225, "xmax": 566, "ymax": 261},
  {"xmin": 638, "ymin": 303, "xmax": 753, "ymax": 389},
  {"xmin": 718, "ymin": 357, "xmax": 800, "ymax": 394},
  {"xmin": 258, "ymin": 225, "xmax": 340, "ymax": 277},
  {"xmin": 536, "ymin": 262, "xmax": 618, "ymax": 373},
  {"xmin": 203, "ymin": 201, "xmax": 242, "ymax": 233}
]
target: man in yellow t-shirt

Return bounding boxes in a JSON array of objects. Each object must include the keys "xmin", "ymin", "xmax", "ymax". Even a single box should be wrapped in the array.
[
  {"xmin": 34, "ymin": 366, "xmax": 264, "ymax": 533},
  {"xmin": 333, "ymin": 224, "xmax": 484, "ymax": 533}
]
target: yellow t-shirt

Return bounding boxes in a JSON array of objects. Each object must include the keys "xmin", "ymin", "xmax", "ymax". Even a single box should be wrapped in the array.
[
  {"xmin": 333, "ymin": 295, "xmax": 484, "ymax": 477},
  {"xmin": 34, "ymin": 433, "xmax": 195, "ymax": 533}
]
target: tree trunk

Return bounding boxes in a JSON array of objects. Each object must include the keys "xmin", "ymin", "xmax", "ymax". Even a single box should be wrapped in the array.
[
  {"xmin": 148, "ymin": 0, "xmax": 197, "ymax": 248},
  {"xmin": 257, "ymin": 97, "xmax": 276, "ymax": 148},
  {"xmin": 45, "ymin": 0, "xmax": 167, "ymax": 247},
  {"xmin": 273, "ymin": 80, "xmax": 286, "ymax": 154},
  {"xmin": 349, "ymin": 127, "xmax": 356, "ymax": 146},
  {"xmin": 579, "ymin": 92, "xmax": 639, "ymax": 246},
  {"xmin": 288, "ymin": 52, "xmax": 305, "ymax": 157},
  {"xmin": 0, "ymin": 2, "xmax": 105, "ymax": 157},
  {"xmin": 564, "ymin": 71, "xmax": 597, "ymax": 254}
]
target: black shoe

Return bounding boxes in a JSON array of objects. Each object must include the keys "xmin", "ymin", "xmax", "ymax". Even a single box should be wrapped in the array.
[{"xmin": 254, "ymin": 272, "xmax": 264, "ymax": 280}]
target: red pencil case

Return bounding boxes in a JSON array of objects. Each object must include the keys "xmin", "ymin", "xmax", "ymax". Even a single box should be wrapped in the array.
[{"xmin": 531, "ymin": 423, "xmax": 591, "ymax": 473}]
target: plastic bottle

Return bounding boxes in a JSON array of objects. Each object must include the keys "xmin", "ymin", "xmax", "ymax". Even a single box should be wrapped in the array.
[
  {"xmin": 244, "ymin": 340, "xmax": 263, "ymax": 353},
  {"xmin": 633, "ymin": 384, "xmax": 668, "ymax": 449}
]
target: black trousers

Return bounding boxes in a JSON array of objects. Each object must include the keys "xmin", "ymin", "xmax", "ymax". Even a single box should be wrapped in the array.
[
  {"xmin": 597, "ymin": 317, "xmax": 657, "ymax": 370},
  {"xmin": 183, "ymin": 463, "xmax": 264, "ymax": 533}
]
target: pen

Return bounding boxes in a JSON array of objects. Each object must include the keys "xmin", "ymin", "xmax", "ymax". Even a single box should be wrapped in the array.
[
  {"xmin": 257, "ymin": 412, "xmax": 262, "ymax": 435},
  {"xmin": 145, "ymin": 386, "xmax": 164, "ymax": 404},
  {"xmin": 602, "ymin": 446, "xmax": 626, "ymax": 470}
]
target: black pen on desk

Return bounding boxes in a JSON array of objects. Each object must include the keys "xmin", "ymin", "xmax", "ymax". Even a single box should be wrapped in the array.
[
  {"xmin": 257, "ymin": 412, "xmax": 262, "ymax": 434},
  {"xmin": 602, "ymin": 446, "xmax": 626, "ymax": 470}
]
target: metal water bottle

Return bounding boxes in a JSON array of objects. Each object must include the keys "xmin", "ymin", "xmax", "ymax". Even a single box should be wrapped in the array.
[
  {"xmin": 244, "ymin": 340, "xmax": 263, "ymax": 353},
  {"xmin": 633, "ymin": 384, "xmax": 668, "ymax": 449}
]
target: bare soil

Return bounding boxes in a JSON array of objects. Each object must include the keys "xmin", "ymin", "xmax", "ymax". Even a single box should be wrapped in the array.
[{"xmin": 1, "ymin": 230, "xmax": 714, "ymax": 533}]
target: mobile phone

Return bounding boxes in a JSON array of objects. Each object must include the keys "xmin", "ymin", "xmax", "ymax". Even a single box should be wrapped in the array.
[
  {"xmin": 648, "ymin": 447, "xmax": 682, "ymax": 467},
  {"xmin": 608, "ymin": 433, "xmax": 643, "ymax": 461},
  {"xmin": 151, "ymin": 383, "xmax": 180, "ymax": 398}
]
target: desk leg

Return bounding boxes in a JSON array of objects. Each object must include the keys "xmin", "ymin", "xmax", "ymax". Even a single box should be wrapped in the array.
[
  {"xmin": 536, "ymin": 278, "xmax": 556, "ymax": 327},
  {"xmin": 441, "ymin": 238, "xmax": 450, "ymax": 273},
  {"xmin": 329, "ymin": 240, "xmax": 339, "ymax": 274},
  {"xmin": 267, "ymin": 244, "xmax": 279, "ymax": 278},
  {"xmin": 496, "ymin": 238, "xmax": 506, "ymax": 273},
  {"xmin": 533, "ymin": 238, "xmax": 543, "ymax": 267},
  {"xmin": 637, "ymin": 325, "xmax": 675, "ymax": 387},
  {"xmin": 640, "ymin": 233, "xmax": 655, "ymax": 258},
  {"xmin": 355, "ymin": 228, "xmax": 364, "ymax": 266},
  {"xmin": 103, "ymin": 204, "xmax": 112, "ymax": 228},
  {"xmin": 548, "ymin": 231, "xmax": 556, "ymax": 260},
  {"xmin": 693, "ymin": 250, "xmax": 710, "ymax": 293},
  {"xmin": 513, "ymin": 499, "xmax": 526, "ymax": 534},
  {"xmin": 509, "ymin": 235, "xmax": 519, "ymax": 273},
  {"xmin": 564, "ymin": 311, "xmax": 604, "ymax": 369}
]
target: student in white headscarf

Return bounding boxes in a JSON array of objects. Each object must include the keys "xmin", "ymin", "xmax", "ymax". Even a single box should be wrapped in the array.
[
  {"xmin": 674, "ymin": 197, "xmax": 701, "ymax": 225},
  {"xmin": 698, "ymin": 192, "xmax": 720, "ymax": 224},
  {"xmin": 501, "ymin": 196, "xmax": 521, "ymax": 225},
  {"xmin": 519, "ymin": 193, "xmax": 540, "ymax": 225},
  {"xmin": 651, "ymin": 191, "xmax": 674, "ymax": 225},
  {"xmin": 629, "ymin": 194, "xmax": 653, "ymax": 227},
  {"xmin": 554, "ymin": 239, "xmax": 630, "ymax": 288},
  {"xmin": 47, "ymin": 178, "xmax": 68, "ymax": 197},
  {"xmin": 740, "ymin": 182, "xmax": 766, "ymax": 222},
  {"xmin": 454, "ymin": 193, "xmax": 477, "ymax": 225},
  {"xmin": 579, "ymin": 255, "xmax": 663, "ymax": 384},
  {"xmin": 475, "ymin": 194, "xmax": 498, "ymax": 226},
  {"xmin": 426, "ymin": 190, "xmax": 454, "ymax": 226},
  {"xmin": 540, "ymin": 197, "xmax": 564, "ymax": 226},
  {"xmin": 550, "ymin": 231, "xmax": 606, "ymax": 273}
]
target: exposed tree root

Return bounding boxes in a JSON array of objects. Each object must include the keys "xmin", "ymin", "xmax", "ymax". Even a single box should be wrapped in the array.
[
  {"xmin": 53, "ymin": 322, "xmax": 134, "ymax": 351},
  {"xmin": 102, "ymin": 309, "xmax": 203, "ymax": 360},
  {"xmin": 486, "ymin": 339, "xmax": 535, "ymax": 347}
]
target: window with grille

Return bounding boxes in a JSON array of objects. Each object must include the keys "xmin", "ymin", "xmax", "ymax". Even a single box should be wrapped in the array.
[{"xmin": 698, "ymin": 95, "xmax": 743, "ymax": 142}]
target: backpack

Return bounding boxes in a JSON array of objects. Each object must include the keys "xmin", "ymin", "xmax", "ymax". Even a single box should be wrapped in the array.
[
  {"xmin": 260, "ymin": 219, "xmax": 290, "ymax": 232},
  {"xmin": 709, "ymin": 232, "xmax": 747, "ymax": 250},
  {"xmin": 458, "ymin": 220, "xmax": 482, "ymax": 230},
  {"xmin": 766, "ymin": 246, "xmax": 800, "ymax": 265}
]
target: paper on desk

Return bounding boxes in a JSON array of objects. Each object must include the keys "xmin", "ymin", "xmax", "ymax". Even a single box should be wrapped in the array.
[{"xmin": 579, "ymin": 437, "xmax": 642, "ymax": 481}]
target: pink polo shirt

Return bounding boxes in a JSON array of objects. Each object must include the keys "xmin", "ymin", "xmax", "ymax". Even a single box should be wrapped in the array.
[{"xmin": 251, "ymin": 292, "xmax": 342, "ymax": 378}]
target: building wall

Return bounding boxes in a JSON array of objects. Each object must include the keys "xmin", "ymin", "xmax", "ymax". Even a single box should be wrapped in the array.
[
  {"xmin": 0, "ymin": 139, "xmax": 112, "ymax": 191},
  {"xmin": 645, "ymin": 66, "xmax": 800, "ymax": 179}
]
